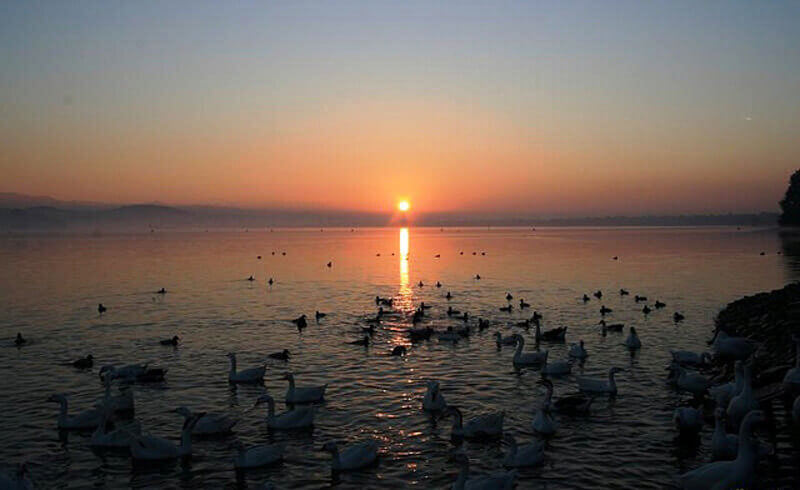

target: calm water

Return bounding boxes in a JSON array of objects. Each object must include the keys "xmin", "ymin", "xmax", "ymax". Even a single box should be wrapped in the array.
[{"xmin": 0, "ymin": 227, "xmax": 793, "ymax": 489}]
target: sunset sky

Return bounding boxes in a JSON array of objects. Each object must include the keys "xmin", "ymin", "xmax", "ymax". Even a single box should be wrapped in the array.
[{"xmin": 1, "ymin": 1, "xmax": 799, "ymax": 216}]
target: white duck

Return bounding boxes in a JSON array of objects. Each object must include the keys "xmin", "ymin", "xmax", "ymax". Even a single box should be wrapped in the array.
[
  {"xmin": 100, "ymin": 375, "xmax": 134, "ymax": 414},
  {"xmin": 711, "ymin": 407, "xmax": 738, "ymax": 461},
  {"xmin": 541, "ymin": 352, "xmax": 572, "ymax": 376},
  {"xmin": 90, "ymin": 404, "xmax": 141, "ymax": 448},
  {"xmin": 130, "ymin": 413, "xmax": 203, "ymax": 461},
  {"xmin": 782, "ymin": 336, "xmax": 800, "ymax": 396},
  {"xmin": 284, "ymin": 373, "xmax": 327, "ymax": 404},
  {"xmin": 175, "ymin": 406, "xmax": 237, "ymax": 435},
  {"xmin": 495, "ymin": 331, "xmax": 517, "ymax": 348},
  {"xmin": 233, "ymin": 442, "xmax": 285, "ymax": 469},
  {"xmin": 576, "ymin": 367, "xmax": 623, "ymax": 395},
  {"xmin": 443, "ymin": 407, "xmax": 504, "ymax": 440},
  {"xmin": 320, "ymin": 440, "xmax": 379, "ymax": 471},
  {"xmin": 422, "ymin": 381, "xmax": 447, "ymax": 412},
  {"xmin": 727, "ymin": 363, "xmax": 758, "ymax": 430},
  {"xmin": 0, "ymin": 464, "xmax": 33, "ymax": 490},
  {"xmin": 673, "ymin": 406, "xmax": 704, "ymax": 436},
  {"xmin": 254, "ymin": 394, "xmax": 314, "ymax": 429},
  {"xmin": 227, "ymin": 353, "xmax": 266, "ymax": 384},
  {"xmin": 452, "ymin": 453, "xmax": 516, "ymax": 490},
  {"xmin": 670, "ymin": 350, "xmax": 712, "ymax": 367},
  {"xmin": 624, "ymin": 327, "xmax": 641, "ymax": 350},
  {"xmin": 678, "ymin": 410, "xmax": 764, "ymax": 489},
  {"xmin": 48, "ymin": 394, "xmax": 102, "ymax": 430},
  {"xmin": 568, "ymin": 340, "xmax": 588, "ymax": 359},
  {"xmin": 711, "ymin": 330, "xmax": 756, "ymax": 361},
  {"xmin": 668, "ymin": 363, "xmax": 710, "ymax": 397},
  {"xmin": 511, "ymin": 334, "xmax": 547, "ymax": 367},
  {"xmin": 710, "ymin": 361, "xmax": 745, "ymax": 407},
  {"xmin": 502, "ymin": 434, "xmax": 545, "ymax": 467}
]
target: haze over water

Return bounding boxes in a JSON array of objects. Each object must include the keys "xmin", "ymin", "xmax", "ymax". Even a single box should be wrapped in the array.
[{"xmin": 0, "ymin": 226, "xmax": 793, "ymax": 488}]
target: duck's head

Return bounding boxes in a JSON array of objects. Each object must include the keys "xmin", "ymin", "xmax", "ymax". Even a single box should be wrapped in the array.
[
  {"xmin": 630, "ymin": 327, "xmax": 637, "ymax": 334},
  {"xmin": 86, "ymin": 354, "xmax": 94, "ymax": 360},
  {"xmin": 281, "ymin": 349, "xmax": 290, "ymax": 357},
  {"xmin": 98, "ymin": 365, "xmax": 115, "ymax": 379}
]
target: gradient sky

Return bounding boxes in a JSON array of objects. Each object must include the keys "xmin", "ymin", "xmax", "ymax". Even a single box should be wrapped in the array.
[{"xmin": 2, "ymin": 1, "xmax": 799, "ymax": 216}]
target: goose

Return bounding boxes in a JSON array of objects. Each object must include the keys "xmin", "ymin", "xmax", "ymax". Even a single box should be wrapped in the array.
[
  {"xmin": 782, "ymin": 336, "xmax": 800, "ymax": 396},
  {"xmin": 599, "ymin": 320, "xmax": 624, "ymax": 332},
  {"xmin": 130, "ymin": 413, "xmax": 203, "ymax": 461},
  {"xmin": 531, "ymin": 405, "xmax": 557, "ymax": 436},
  {"xmin": 642, "ymin": 305, "xmax": 651, "ymax": 315},
  {"xmin": 582, "ymin": 294, "xmax": 590, "ymax": 302},
  {"xmin": 549, "ymin": 392, "xmax": 595, "ymax": 416},
  {"xmin": 619, "ymin": 289, "xmax": 629, "ymax": 296},
  {"xmin": 477, "ymin": 318, "xmax": 489, "ymax": 331},
  {"xmin": 233, "ymin": 442, "xmax": 285, "ymax": 469},
  {"xmin": 442, "ymin": 407, "xmax": 504, "ymax": 440},
  {"xmin": 624, "ymin": 327, "xmax": 642, "ymax": 350},
  {"xmin": 667, "ymin": 363, "xmax": 710, "ymax": 397},
  {"xmin": 320, "ymin": 440, "xmax": 379, "ymax": 472},
  {"xmin": 499, "ymin": 305, "xmax": 513, "ymax": 313},
  {"xmin": 712, "ymin": 407, "xmax": 738, "ymax": 461},
  {"xmin": 348, "ymin": 336, "xmax": 370, "ymax": 346},
  {"xmin": 160, "ymin": 336, "xmax": 179, "ymax": 346},
  {"xmin": 674, "ymin": 312, "xmax": 685, "ymax": 323},
  {"xmin": 600, "ymin": 305, "xmax": 612, "ymax": 316},
  {"xmin": 438, "ymin": 327, "xmax": 462, "ymax": 343},
  {"xmin": 569, "ymin": 340, "xmax": 588, "ymax": 359},
  {"xmin": 90, "ymin": 403, "xmax": 140, "ymax": 448},
  {"xmin": 711, "ymin": 330, "xmax": 756, "ymax": 361},
  {"xmin": 48, "ymin": 393, "xmax": 101, "ymax": 430},
  {"xmin": 0, "ymin": 464, "xmax": 33, "ymax": 490},
  {"xmin": 576, "ymin": 367, "xmax": 622, "ymax": 395},
  {"xmin": 284, "ymin": 373, "xmax": 326, "ymax": 404},
  {"xmin": 72, "ymin": 354, "xmax": 94, "ymax": 369},
  {"xmin": 654, "ymin": 300, "xmax": 666, "ymax": 309},
  {"xmin": 541, "ymin": 352, "xmax": 572, "ymax": 376},
  {"xmin": 670, "ymin": 350, "xmax": 712, "ymax": 367},
  {"xmin": 678, "ymin": 410, "xmax": 764, "ymax": 489},
  {"xmin": 100, "ymin": 374, "xmax": 134, "ymax": 414},
  {"xmin": 494, "ymin": 332, "xmax": 516, "ymax": 348},
  {"xmin": 534, "ymin": 323, "xmax": 567, "ymax": 342},
  {"xmin": 14, "ymin": 333, "xmax": 26, "ymax": 346},
  {"xmin": 254, "ymin": 394, "xmax": 314, "ymax": 429},
  {"xmin": 422, "ymin": 381, "xmax": 447, "ymax": 412},
  {"xmin": 292, "ymin": 315, "xmax": 308, "ymax": 329},
  {"xmin": 227, "ymin": 353, "xmax": 265, "ymax": 384},
  {"xmin": 98, "ymin": 303, "xmax": 107, "ymax": 313},
  {"xmin": 315, "ymin": 311, "xmax": 326, "ymax": 321},
  {"xmin": 511, "ymin": 334, "xmax": 548, "ymax": 367},
  {"xmin": 727, "ymin": 363, "xmax": 758, "ymax": 430},
  {"xmin": 451, "ymin": 453, "xmax": 516, "ymax": 490},
  {"xmin": 502, "ymin": 434, "xmax": 545, "ymax": 468},
  {"xmin": 175, "ymin": 406, "xmax": 237, "ymax": 435},
  {"xmin": 268, "ymin": 349, "xmax": 290, "ymax": 361},
  {"xmin": 673, "ymin": 406, "xmax": 704, "ymax": 436},
  {"xmin": 519, "ymin": 299, "xmax": 530, "ymax": 309},
  {"xmin": 391, "ymin": 346, "xmax": 407, "ymax": 356},
  {"xmin": 710, "ymin": 361, "xmax": 745, "ymax": 407}
]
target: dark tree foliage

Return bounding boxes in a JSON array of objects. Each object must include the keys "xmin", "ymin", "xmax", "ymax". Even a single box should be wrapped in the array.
[{"xmin": 780, "ymin": 169, "xmax": 800, "ymax": 226}]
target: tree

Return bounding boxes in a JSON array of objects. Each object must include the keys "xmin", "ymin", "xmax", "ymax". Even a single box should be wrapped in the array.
[{"xmin": 780, "ymin": 169, "xmax": 800, "ymax": 226}]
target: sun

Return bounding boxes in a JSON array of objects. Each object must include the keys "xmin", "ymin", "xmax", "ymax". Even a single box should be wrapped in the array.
[{"xmin": 397, "ymin": 200, "xmax": 410, "ymax": 212}]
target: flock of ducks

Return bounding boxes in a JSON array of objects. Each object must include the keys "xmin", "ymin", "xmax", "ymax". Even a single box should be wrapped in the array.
[{"xmin": 6, "ymin": 274, "xmax": 800, "ymax": 490}]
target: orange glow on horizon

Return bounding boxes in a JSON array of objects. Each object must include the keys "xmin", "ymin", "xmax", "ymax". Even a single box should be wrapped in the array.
[{"xmin": 398, "ymin": 200, "xmax": 410, "ymax": 212}]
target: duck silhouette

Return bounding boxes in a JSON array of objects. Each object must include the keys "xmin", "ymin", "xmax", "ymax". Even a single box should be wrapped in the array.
[
  {"xmin": 98, "ymin": 303, "xmax": 107, "ymax": 314},
  {"xmin": 160, "ymin": 336, "xmax": 179, "ymax": 346},
  {"xmin": 292, "ymin": 315, "xmax": 308, "ymax": 329}
]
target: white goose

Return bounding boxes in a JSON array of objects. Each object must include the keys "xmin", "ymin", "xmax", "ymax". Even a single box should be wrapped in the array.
[
  {"xmin": 673, "ymin": 406, "xmax": 704, "ymax": 436},
  {"xmin": 422, "ymin": 381, "xmax": 447, "ymax": 412},
  {"xmin": 568, "ymin": 340, "xmax": 588, "ymax": 359},
  {"xmin": 90, "ymin": 404, "xmax": 141, "ymax": 448},
  {"xmin": 678, "ymin": 410, "xmax": 764, "ymax": 489},
  {"xmin": 175, "ymin": 406, "xmax": 237, "ymax": 435},
  {"xmin": 254, "ymin": 394, "xmax": 314, "ymax": 429},
  {"xmin": 320, "ymin": 440, "xmax": 379, "ymax": 471},
  {"xmin": 711, "ymin": 330, "xmax": 756, "ymax": 361},
  {"xmin": 452, "ymin": 453, "xmax": 516, "ymax": 490},
  {"xmin": 443, "ymin": 407, "xmax": 504, "ymax": 440},
  {"xmin": 495, "ymin": 331, "xmax": 517, "ymax": 348},
  {"xmin": 100, "ymin": 375, "xmax": 134, "ymax": 414},
  {"xmin": 541, "ymin": 352, "xmax": 572, "ymax": 376},
  {"xmin": 227, "ymin": 353, "xmax": 266, "ymax": 384},
  {"xmin": 284, "ymin": 373, "xmax": 327, "ymax": 404},
  {"xmin": 48, "ymin": 394, "xmax": 102, "ymax": 430},
  {"xmin": 130, "ymin": 413, "xmax": 203, "ymax": 461},
  {"xmin": 711, "ymin": 407, "xmax": 738, "ymax": 461},
  {"xmin": 670, "ymin": 350, "xmax": 711, "ymax": 367},
  {"xmin": 502, "ymin": 434, "xmax": 545, "ymax": 467},
  {"xmin": 668, "ymin": 363, "xmax": 710, "ymax": 397},
  {"xmin": 782, "ymin": 336, "xmax": 800, "ymax": 396},
  {"xmin": 727, "ymin": 363, "xmax": 758, "ymax": 430},
  {"xmin": 624, "ymin": 327, "xmax": 641, "ymax": 350},
  {"xmin": 710, "ymin": 361, "xmax": 745, "ymax": 407},
  {"xmin": 0, "ymin": 464, "xmax": 33, "ymax": 490},
  {"xmin": 233, "ymin": 442, "xmax": 285, "ymax": 469},
  {"xmin": 531, "ymin": 406, "xmax": 557, "ymax": 436},
  {"xmin": 511, "ymin": 334, "xmax": 547, "ymax": 367},
  {"xmin": 576, "ymin": 367, "xmax": 622, "ymax": 395}
]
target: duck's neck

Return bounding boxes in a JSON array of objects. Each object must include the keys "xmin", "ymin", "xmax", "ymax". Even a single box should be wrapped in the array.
[
  {"xmin": 607, "ymin": 371, "xmax": 617, "ymax": 391},
  {"xmin": 58, "ymin": 398, "xmax": 68, "ymax": 416},
  {"xmin": 515, "ymin": 338, "xmax": 524, "ymax": 356},
  {"xmin": 266, "ymin": 398, "xmax": 276, "ymax": 418},
  {"xmin": 287, "ymin": 376, "xmax": 295, "ymax": 391},
  {"xmin": 228, "ymin": 357, "xmax": 237, "ymax": 375},
  {"xmin": 179, "ymin": 426, "xmax": 193, "ymax": 456},
  {"xmin": 714, "ymin": 414, "xmax": 725, "ymax": 437},
  {"xmin": 328, "ymin": 446, "xmax": 341, "ymax": 468},
  {"xmin": 735, "ymin": 418, "xmax": 757, "ymax": 464},
  {"xmin": 451, "ymin": 410, "xmax": 463, "ymax": 429},
  {"xmin": 741, "ymin": 367, "xmax": 753, "ymax": 396}
]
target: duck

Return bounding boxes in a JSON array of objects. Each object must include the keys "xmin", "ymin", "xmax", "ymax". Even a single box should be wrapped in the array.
[
  {"xmin": 498, "ymin": 304, "xmax": 513, "ymax": 313},
  {"xmin": 711, "ymin": 330, "xmax": 756, "ymax": 361},
  {"xmin": 624, "ymin": 327, "xmax": 642, "ymax": 350},
  {"xmin": 511, "ymin": 334, "xmax": 548, "ymax": 366},
  {"xmin": 540, "ymin": 379, "xmax": 595, "ymax": 415},
  {"xmin": 634, "ymin": 295, "xmax": 647, "ymax": 303},
  {"xmin": 711, "ymin": 407, "xmax": 738, "ymax": 461},
  {"xmin": 268, "ymin": 278, "xmax": 274, "ymax": 286},
  {"xmin": 254, "ymin": 394, "xmax": 314, "ymax": 429},
  {"xmin": 654, "ymin": 300, "xmax": 666, "ymax": 309},
  {"xmin": 519, "ymin": 299, "xmax": 530, "ymax": 309},
  {"xmin": 678, "ymin": 410, "xmax": 765, "ymax": 489},
  {"xmin": 451, "ymin": 453, "xmax": 516, "ymax": 490},
  {"xmin": 475, "ymin": 274, "xmax": 481, "ymax": 280},
  {"xmin": 326, "ymin": 261, "xmax": 332, "ymax": 268},
  {"xmin": 670, "ymin": 350, "xmax": 711, "ymax": 367},
  {"xmin": 727, "ymin": 362, "xmax": 758, "ymax": 430},
  {"xmin": 284, "ymin": 373, "xmax": 327, "ymax": 404},
  {"xmin": 292, "ymin": 315, "xmax": 308, "ymax": 329},
  {"xmin": 315, "ymin": 311, "xmax": 326, "ymax": 321},
  {"xmin": 442, "ymin": 407, "xmax": 504, "ymax": 440},
  {"xmin": 420, "ymin": 302, "xmax": 432, "ymax": 310},
  {"xmin": 534, "ymin": 323, "xmax": 567, "ymax": 342},
  {"xmin": 494, "ymin": 332, "xmax": 516, "ymax": 348},
  {"xmin": 673, "ymin": 406, "xmax": 704, "ymax": 436},
  {"xmin": 477, "ymin": 318, "xmax": 489, "ymax": 331},
  {"xmin": 531, "ymin": 311, "xmax": 543, "ymax": 323},
  {"xmin": 600, "ymin": 305, "xmax": 612, "ymax": 316},
  {"xmin": 619, "ymin": 289, "xmax": 629, "ymax": 296},
  {"xmin": 175, "ymin": 406, "xmax": 237, "ymax": 435},
  {"xmin": 642, "ymin": 305, "xmax": 652, "ymax": 315},
  {"xmin": 130, "ymin": 413, "xmax": 203, "ymax": 461},
  {"xmin": 599, "ymin": 320, "xmax": 624, "ymax": 333},
  {"xmin": 436, "ymin": 281, "xmax": 442, "ymax": 287},
  {"xmin": 710, "ymin": 361, "xmax": 745, "ymax": 407},
  {"xmin": 268, "ymin": 349, "xmax": 290, "ymax": 361},
  {"xmin": 568, "ymin": 340, "xmax": 588, "ymax": 359},
  {"xmin": 227, "ymin": 353, "xmax": 265, "ymax": 384},
  {"xmin": 156, "ymin": 288, "xmax": 167, "ymax": 294},
  {"xmin": 502, "ymin": 434, "xmax": 545, "ymax": 468},
  {"xmin": 576, "ymin": 367, "xmax": 622, "ymax": 395},
  {"xmin": 233, "ymin": 442, "xmax": 285, "ymax": 469},
  {"xmin": 541, "ymin": 352, "xmax": 573, "ymax": 376},
  {"xmin": 391, "ymin": 345, "xmax": 407, "ymax": 356},
  {"xmin": 90, "ymin": 403, "xmax": 140, "ymax": 448},
  {"xmin": 72, "ymin": 354, "xmax": 94, "ymax": 369},
  {"xmin": 320, "ymin": 440, "xmax": 379, "ymax": 472},
  {"xmin": 14, "ymin": 333, "xmax": 26, "ymax": 346},
  {"xmin": 98, "ymin": 303, "xmax": 107, "ymax": 314},
  {"xmin": 423, "ymin": 381, "xmax": 447, "ymax": 412},
  {"xmin": 48, "ymin": 393, "xmax": 101, "ymax": 430},
  {"xmin": 100, "ymin": 374, "xmax": 134, "ymax": 414},
  {"xmin": 446, "ymin": 291, "xmax": 453, "ymax": 300},
  {"xmin": 594, "ymin": 290, "xmax": 602, "ymax": 299},
  {"xmin": 582, "ymin": 294, "xmax": 590, "ymax": 302},
  {"xmin": 99, "ymin": 364, "xmax": 166, "ymax": 383},
  {"xmin": 408, "ymin": 326, "xmax": 434, "ymax": 341},
  {"xmin": 160, "ymin": 335, "xmax": 179, "ymax": 346},
  {"xmin": 782, "ymin": 335, "xmax": 800, "ymax": 396},
  {"xmin": 515, "ymin": 319, "xmax": 530, "ymax": 328},
  {"xmin": 505, "ymin": 293, "xmax": 513, "ymax": 301},
  {"xmin": 447, "ymin": 306, "xmax": 461, "ymax": 317},
  {"xmin": 348, "ymin": 335, "xmax": 370, "ymax": 346},
  {"xmin": 667, "ymin": 363, "xmax": 710, "ymax": 397},
  {"xmin": 674, "ymin": 312, "xmax": 685, "ymax": 323},
  {"xmin": 438, "ymin": 327, "xmax": 462, "ymax": 343},
  {"xmin": 0, "ymin": 464, "xmax": 33, "ymax": 490},
  {"xmin": 247, "ymin": 275, "xmax": 255, "ymax": 281},
  {"xmin": 418, "ymin": 281, "xmax": 424, "ymax": 288}
]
